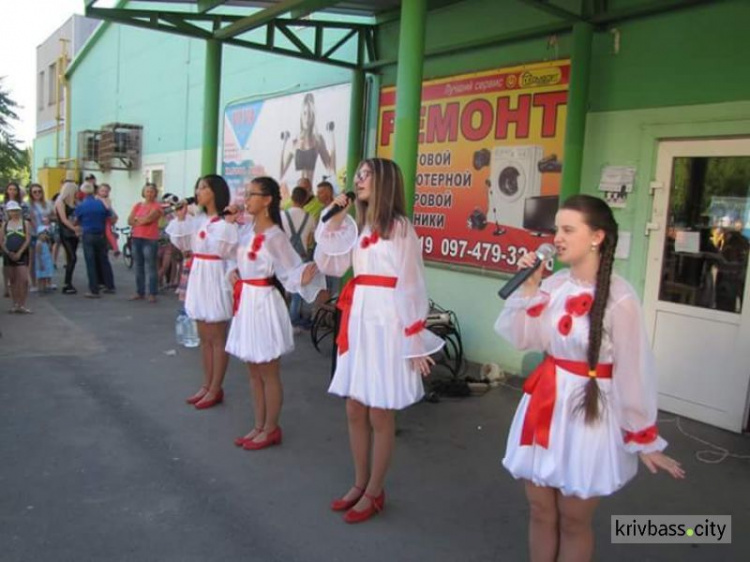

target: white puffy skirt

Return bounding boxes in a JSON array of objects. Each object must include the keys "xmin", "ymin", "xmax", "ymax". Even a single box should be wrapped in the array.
[
  {"xmin": 226, "ymin": 285, "xmax": 294, "ymax": 364},
  {"xmin": 328, "ymin": 286, "xmax": 425, "ymax": 410},
  {"xmin": 502, "ymin": 370, "xmax": 638, "ymax": 499},
  {"xmin": 185, "ymin": 259, "xmax": 233, "ymax": 323}
]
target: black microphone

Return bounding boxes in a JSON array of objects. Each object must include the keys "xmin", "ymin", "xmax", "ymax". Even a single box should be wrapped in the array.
[
  {"xmin": 498, "ymin": 243, "xmax": 556, "ymax": 300},
  {"xmin": 321, "ymin": 192, "xmax": 355, "ymax": 223}
]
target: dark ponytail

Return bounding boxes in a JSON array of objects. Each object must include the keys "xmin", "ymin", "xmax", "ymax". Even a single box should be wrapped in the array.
[
  {"xmin": 562, "ymin": 195, "xmax": 618, "ymax": 425},
  {"xmin": 250, "ymin": 176, "xmax": 283, "ymax": 229},
  {"xmin": 249, "ymin": 176, "xmax": 285, "ymax": 296}
]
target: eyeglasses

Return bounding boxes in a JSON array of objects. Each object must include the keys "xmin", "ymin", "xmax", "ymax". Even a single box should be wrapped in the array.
[
  {"xmin": 355, "ymin": 169, "xmax": 372, "ymax": 182},
  {"xmin": 246, "ymin": 192, "xmax": 267, "ymax": 197}
]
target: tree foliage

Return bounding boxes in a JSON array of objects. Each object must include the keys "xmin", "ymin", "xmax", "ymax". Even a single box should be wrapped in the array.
[{"xmin": 0, "ymin": 77, "xmax": 29, "ymax": 186}]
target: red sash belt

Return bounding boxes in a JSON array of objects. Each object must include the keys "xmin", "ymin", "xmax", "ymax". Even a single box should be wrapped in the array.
[
  {"xmin": 336, "ymin": 275, "xmax": 398, "ymax": 355},
  {"xmin": 521, "ymin": 356, "xmax": 613, "ymax": 449},
  {"xmin": 233, "ymin": 277, "xmax": 274, "ymax": 315},
  {"xmin": 192, "ymin": 253, "xmax": 221, "ymax": 261}
]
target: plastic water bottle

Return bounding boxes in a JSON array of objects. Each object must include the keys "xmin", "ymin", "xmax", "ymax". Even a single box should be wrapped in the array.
[
  {"xmin": 175, "ymin": 308, "xmax": 187, "ymax": 346},
  {"xmin": 182, "ymin": 314, "xmax": 200, "ymax": 348}
]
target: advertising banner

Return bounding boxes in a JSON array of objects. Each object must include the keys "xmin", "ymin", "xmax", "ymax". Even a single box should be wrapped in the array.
[
  {"xmin": 377, "ymin": 60, "xmax": 570, "ymax": 273},
  {"xmin": 223, "ymin": 83, "xmax": 351, "ymax": 203}
]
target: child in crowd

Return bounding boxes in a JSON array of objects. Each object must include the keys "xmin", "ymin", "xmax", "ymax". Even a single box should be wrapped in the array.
[{"xmin": 35, "ymin": 225, "xmax": 54, "ymax": 293}]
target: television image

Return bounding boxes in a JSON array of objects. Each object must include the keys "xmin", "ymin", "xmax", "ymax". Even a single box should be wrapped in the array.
[{"xmin": 523, "ymin": 195, "xmax": 559, "ymax": 235}]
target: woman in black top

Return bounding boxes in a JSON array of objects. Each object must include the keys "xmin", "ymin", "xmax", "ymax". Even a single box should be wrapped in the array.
[{"xmin": 55, "ymin": 181, "xmax": 80, "ymax": 294}]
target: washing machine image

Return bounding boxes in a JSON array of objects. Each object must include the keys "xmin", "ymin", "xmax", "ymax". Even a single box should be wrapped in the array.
[{"xmin": 487, "ymin": 145, "xmax": 544, "ymax": 230}]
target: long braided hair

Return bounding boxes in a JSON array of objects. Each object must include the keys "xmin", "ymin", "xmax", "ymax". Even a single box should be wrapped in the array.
[{"xmin": 562, "ymin": 195, "xmax": 618, "ymax": 425}]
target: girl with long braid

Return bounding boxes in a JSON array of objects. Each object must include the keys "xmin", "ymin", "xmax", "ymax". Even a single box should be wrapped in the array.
[
  {"xmin": 167, "ymin": 175, "xmax": 235, "ymax": 410},
  {"xmin": 495, "ymin": 195, "xmax": 684, "ymax": 561},
  {"xmin": 224, "ymin": 176, "xmax": 325, "ymax": 450}
]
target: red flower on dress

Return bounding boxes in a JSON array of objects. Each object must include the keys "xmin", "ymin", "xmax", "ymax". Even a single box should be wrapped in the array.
[
  {"xmin": 199, "ymin": 230, "xmax": 207, "ymax": 240},
  {"xmin": 360, "ymin": 231, "xmax": 380, "ymax": 249},
  {"xmin": 558, "ymin": 314, "xmax": 573, "ymax": 336},
  {"xmin": 565, "ymin": 293, "xmax": 594, "ymax": 317},
  {"xmin": 247, "ymin": 233, "xmax": 266, "ymax": 261},
  {"xmin": 526, "ymin": 302, "xmax": 547, "ymax": 318}
]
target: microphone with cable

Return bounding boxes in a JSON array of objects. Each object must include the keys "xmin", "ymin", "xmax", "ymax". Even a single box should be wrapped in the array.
[
  {"xmin": 321, "ymin": 192, "xmax": 356, "ymax": 223},
  {"xmin": 498, "ymin": 243, "xmax": 557, "ymax": 300}
]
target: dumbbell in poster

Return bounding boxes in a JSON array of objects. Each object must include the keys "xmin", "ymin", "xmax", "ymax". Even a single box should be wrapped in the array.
[
  {"xmin": 378, "ymin": 60, "xmax": 569, "ymax": 274},
  {"xmin": 222, "ymin": 83, "xmax": 351, "ymax": 204}
]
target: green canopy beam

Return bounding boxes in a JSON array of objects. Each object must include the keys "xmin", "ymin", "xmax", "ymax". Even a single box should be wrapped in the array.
[{"xmin": 214, "ymin": 0, "xmax": 342, "ymax": 40}]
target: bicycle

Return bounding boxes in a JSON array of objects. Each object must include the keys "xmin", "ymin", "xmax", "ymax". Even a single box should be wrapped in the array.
[{"xmin": 114, "ymin": 226, "xmax": 133, "ymax": 269}]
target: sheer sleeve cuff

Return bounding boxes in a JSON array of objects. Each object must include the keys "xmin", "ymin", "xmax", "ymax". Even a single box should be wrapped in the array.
[
  {"xmin": 166, "ymin": 216, "xmax": 198, "ymax": 252},
  {"xmin": 299, "ymin": 268, "xmax": 326, "ymax": 303},
  {"xmin": 314, "ymin": 213, "xmax": 357, "ymax": 256},
  {"xmin": 402, "ymin": 323, "xmax": 445, "ymax": 359},
  {"xmin": 165, "ymin": 216, "xmax": 197, "ymax": 237},
  {"xmin": 622, "ymin": 425, "xmax": 668, "ymax": 454},
  {"xmin": 502, "ymin": 290, "xmax": 550, "ymax": 315}
]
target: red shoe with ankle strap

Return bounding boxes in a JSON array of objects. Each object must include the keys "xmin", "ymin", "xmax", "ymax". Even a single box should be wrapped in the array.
[
  {"xmin": 194, "ymin": 389, "xmax": 224, "ymax": 410},
  {"xmin": 185, "ymin": 386, "xmax": 208, "ymax": 405},
  {"xmin": 343, "ymin": 491, "xmax": 385, "ymax": 524},
  {"xmin": 234, "ymin": 428, "xmax": 263, "ymax": 447},
  {"xmin": 331, "ymin": 486, "xmax": 364, "ymax": 512},
  {"xmin": 242, "ymin": 427, "xmax": 282, "ymax": 450}
]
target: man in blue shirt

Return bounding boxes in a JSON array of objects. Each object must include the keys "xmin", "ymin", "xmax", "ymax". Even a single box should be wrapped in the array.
[{"xmin": 74, "ymin": 183, "xmax": 115, "ymax": 297}]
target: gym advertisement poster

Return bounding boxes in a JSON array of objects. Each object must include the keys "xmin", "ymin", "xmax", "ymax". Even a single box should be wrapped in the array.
[{"xmin": 222, "ymin": 83, "xmax": 351, "ymax": 204}]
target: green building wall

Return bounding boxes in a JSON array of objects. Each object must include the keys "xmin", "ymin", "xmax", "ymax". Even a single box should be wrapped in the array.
[
  {"xmin": 35, "ymin": 0, "xmax": 750, "ymax": 375},
  {"xmin": 375, "ymin": 0, "xmax": 750, "ymax": 370}
]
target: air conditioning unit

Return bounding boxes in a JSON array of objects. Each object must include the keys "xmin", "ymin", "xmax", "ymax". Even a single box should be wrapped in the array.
[
  {"xmin": 77, "ymin": 130, "xmax": 100, "ymax": 165},
  {"xmin": 98, "ymin": 123, "xmax": 142, "ymax": 171}
]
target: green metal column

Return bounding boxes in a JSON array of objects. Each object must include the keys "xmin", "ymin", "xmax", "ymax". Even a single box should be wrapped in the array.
[
  {"xmin": 346, "ymin": 69, "xmax": 366, "ymax": 192},
  {"xmin": 392, "ymin": 0, "xmax": 427, "ymax": 217},
  {"xmin": 559, "ymin": 22, "xmax": 593, "ymax": 203},
  {"xmin": 201, "ymin": 39, "xmax": 222, "ymax": 175}
]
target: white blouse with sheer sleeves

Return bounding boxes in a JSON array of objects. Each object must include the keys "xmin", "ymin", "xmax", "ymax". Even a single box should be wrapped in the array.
[
  {"xmin": 165, "ymin": 214, "xmax": 236, "ymax": 322},
  {"xmin": 225, "ymin": 224, "xmax": 325, "ymax": 364},
  {"xmin": 314, "ymin": 215, "xmax": 444, "ymax": 409},
  {"xmin": 494, "ymin": 269, "xmax": 666, "ymax": 498}
]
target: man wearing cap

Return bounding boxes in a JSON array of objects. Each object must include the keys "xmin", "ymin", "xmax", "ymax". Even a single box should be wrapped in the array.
[{"xmin": 74, "ymin": 182, "xmax": 115, "ymax": 298}]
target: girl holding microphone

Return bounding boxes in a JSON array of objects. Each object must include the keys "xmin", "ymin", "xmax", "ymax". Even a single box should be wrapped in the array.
[
  {"xmin": 167, "ymin": 175, "xmax": 235, "ymax": 410},
  {"xmin": 495, "ymin": 195, "xmax": 684, "ymax": 561},
  {"xmin": 224, "ymin": 176, "xmax": 324, "ymax": 450},
  {"xmin": 315, "ymin": 158, "xmax": 444, "ymax": 524}
]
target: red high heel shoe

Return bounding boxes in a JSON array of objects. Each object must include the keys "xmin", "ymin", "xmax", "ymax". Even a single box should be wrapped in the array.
[
  {"xmin": 343, "ymin": 491, "xmax": 385, "ymax": 524},
  {"xmin": 185, "ymin": 386, "xmax": 208, "ymax": 405},
  {"xmin": 234, "ymin": 428, "xmax": 263, "ymax": 447},
  {"xmin": 242, "ymin": 427, "xmax": 282, "ymax": 450},
  {"xmin": 194, "ymin": 389, "xmax": 224, "ymax": 410},
  {"xmin": 330, "ymin": 486, "xmax": 364, "ymax": 512}
]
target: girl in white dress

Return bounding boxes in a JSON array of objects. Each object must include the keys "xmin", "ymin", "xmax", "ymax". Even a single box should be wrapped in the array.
[
  {"xmin": 315, "ymin": 158, "xmax": 444, "ymax": 524},
  {"xmin": 495, "ymin": 195, "xmax": 685, "ymax": 561},
  {"xmin": 167, "ymin": 175, "xmax": 236, "ymax": 410},
  {"xmin": 224, "ymin": 176, "xmax": 324, "ymax": 450}
]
